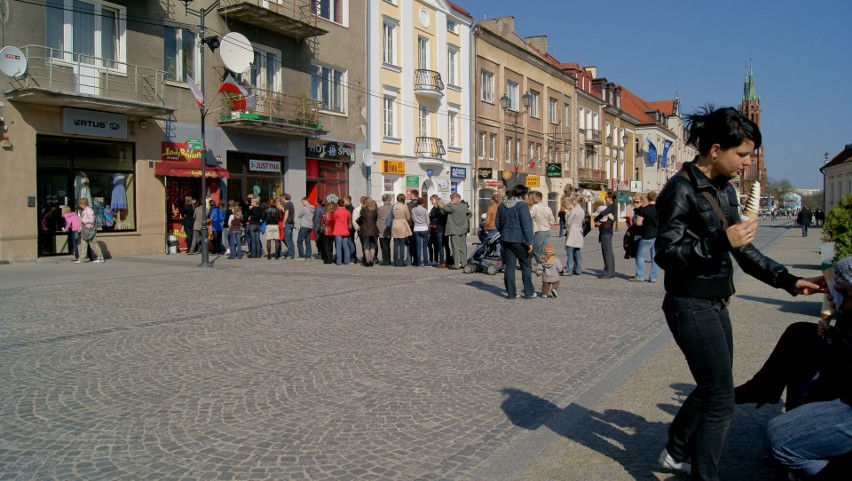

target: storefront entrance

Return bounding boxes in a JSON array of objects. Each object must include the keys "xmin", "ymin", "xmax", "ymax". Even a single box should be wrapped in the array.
[
  {"xmin": 305, "ymin": 139, "xmax": 353, "ymax": 203},
  {"xmin": 226, "ymin": 152, "xmax": 284, "ymax": 204}
]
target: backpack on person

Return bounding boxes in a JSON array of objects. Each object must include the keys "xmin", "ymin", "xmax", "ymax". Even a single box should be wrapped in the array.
[{"xmin": 582, "ymin": 214, "xmax": 592, "ymax": 237}]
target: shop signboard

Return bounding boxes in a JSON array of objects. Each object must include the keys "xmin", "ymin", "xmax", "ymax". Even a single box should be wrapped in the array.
[
  {"xmin": 161, "ymin": 142, "xmax": 203, "ymax": 162},
  {"xmin": 546, "ymin": 163, "xmax": 562, "ymax": 177},
  {"xmin": 306, "ymin": 139, "xmax": 355, "ymax": 161},
  {"xmin": 525, "ymin": 176, "xmax": 540, "ymax": 187},
  {"xmin": 249, "ymin": 159, "xmax": 281, "ymax": 173},
  {"xmin": 406, "ymin": 175, "xmax": 420, "ymax": 188},
  {"xmin": 63, "ymin": 107, "xmax": 127, "ymax": 139},
  {"xmin": 484, "ymin": 181, "xmax": 503, "ymax": 188},
  {"xmin": 380, "ymin": 160, "xmax": 405, "ymax": 175},
  {"xmin": 450, "ymin": 167, "xmax": 466, "ymax": 179},
  {"xmin": 477, "ymin": 168, "xmax": 493, "ymax": 179}
]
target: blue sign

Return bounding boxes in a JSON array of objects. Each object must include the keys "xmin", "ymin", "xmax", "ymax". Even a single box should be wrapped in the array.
[
  {"xmin": 450, "ymin": 167, "xmax": 466, "ymax": 179},
  {"xmin": 426, "ymin": 168, "xmax": 434, "ymax": 177}
]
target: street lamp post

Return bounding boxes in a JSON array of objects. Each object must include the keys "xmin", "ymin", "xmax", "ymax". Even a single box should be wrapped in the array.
[
  {"xmin": 180, "ymin": 0, "xmax": 221, "ymax": 268},
  {"xmin": 499, "ymin": 91, "xmax": 532, "ymax": 174}
]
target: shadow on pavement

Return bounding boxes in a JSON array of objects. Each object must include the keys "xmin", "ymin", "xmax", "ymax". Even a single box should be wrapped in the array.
[
  {"xmin": 736, "ymin": 295, "xmax": 821, "ymax": 315},
  {"xmin": 499, "ymin": 388, "xmax": 680, "ymax": 480},
  {"xmin": 465, "ymin": 280, "xmax": 506, "ymax": 297}
]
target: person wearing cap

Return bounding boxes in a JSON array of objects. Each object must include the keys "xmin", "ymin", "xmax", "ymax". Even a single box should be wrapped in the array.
[{"xmin": 533, "ymin": 245, "xmax": 564, "ymax": 298}]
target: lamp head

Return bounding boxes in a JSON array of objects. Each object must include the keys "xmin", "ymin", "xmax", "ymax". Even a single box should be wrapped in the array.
[
  {"xmin": 521, "ymin": 91, "xmax": 532, "ymax": 109},
  {"xmin": 605, "ymin": 135, "xmax": 612, "ymax": 147},
  {"xmin": 178, "ymin": 0, "xmax": 194, "ymax": 5},
  {"xmin": 622, "ymin": 135, "xmax": 628, "ymax": 146},
  {"xmin": 499, "ymin": 94, "xmax": 510, "ymax": 111},
  {"xmin": 202, "ymin": 35, "xmax": 220, "ymax": 51}
]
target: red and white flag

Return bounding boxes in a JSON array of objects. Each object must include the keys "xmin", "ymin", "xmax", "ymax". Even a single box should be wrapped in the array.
[
  {"xmin": 217, "ymin": 74, "xmax": 248, "ymax": 96},
  {"xmin": 186, "ymin": 74, "xmax": 204, "ymax": 107}
]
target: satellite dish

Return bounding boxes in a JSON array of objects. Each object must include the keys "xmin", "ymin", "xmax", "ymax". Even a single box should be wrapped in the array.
[
  {"xmin": 362, "ymin": 149, "xmax": 373, "ymax": 167},
  {"xmin": 0, "ymin": 46, "xmax": 27, "ymax": 78},
  {"xmin": 219, "ymin": 32, "xmax": 253, "ymax": 74}
]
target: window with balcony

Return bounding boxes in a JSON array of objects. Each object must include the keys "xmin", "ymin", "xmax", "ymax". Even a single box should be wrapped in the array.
[
  {"xmin": 163, "ymin": 26, "xmax": 196, "ymax": 83},
  {"xmin": 383, "ymin": 95, "xmax": 396, "ymax": 138},
  {"xmin": 447, "ymin": 47, "xmax": 458, "ymax": 87},
  {"xmin": 480, "ymin": 70, "xmax": 493, "ymax": 103},
  {"xmin": 489, "ymin": 134, "xmax": 496, "ymax": 161},
  {"xmin": 382, "ymin": 20, "xmax": 397, "ymax": 66},
  {"xmin": 417, "ymin": 37, "xmax": 429, "ymax": 69},
  {"xmin": 312, "ymin": 0, "xmax": 346, "ymax": 25},
  {"xmin": 448, "ymin": 111, "xmax": 457, "ymax": 148},
  {"xmin": 528, "ymin": 90, "xmax": 540, "ymax": 118},
  {"xmin": 506, "ymin": 81, "xmax": 519, "ymax": 110},
  {"xmin": 418, "ymin": 107, "xmax": 429, "ymax": 136},
  {"xmin": 46, "ymin": 0, "xmax": 126, "ymax": 71},
  {"xmin": 250, "ymin": 48, "xmax": 282, "ymax": 92},
  {"xmin": 311, "ymin": 64, "xmax": 345, "ymax": 113},
  {"xmin": 578, "ymin": 106, "xmax": 586, "ymax": 130}
]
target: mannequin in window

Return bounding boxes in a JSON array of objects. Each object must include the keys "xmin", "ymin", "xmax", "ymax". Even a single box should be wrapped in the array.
[{"xmin": 75, "ymin": 172, "xmax": 92, "ymax": 208}]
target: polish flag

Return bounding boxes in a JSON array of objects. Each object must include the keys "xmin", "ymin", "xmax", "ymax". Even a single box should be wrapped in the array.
[
  {"xmin": 186, "ymin": 74, "xmax": 204, "ymax": 107},
  {"xmin": 217, "ymin": 74, "xmax": 248, "ymax": 96}
]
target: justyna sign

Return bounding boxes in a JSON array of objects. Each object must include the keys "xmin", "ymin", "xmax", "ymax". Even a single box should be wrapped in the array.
[{"xmin": 63, "ymin": 108, "xmax": 127, "ymax": 139}]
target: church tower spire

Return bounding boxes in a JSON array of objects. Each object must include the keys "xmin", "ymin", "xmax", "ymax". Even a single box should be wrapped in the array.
[{"xmin": 738, "ymin": 58, "xmax": 765, "ymax": 184}]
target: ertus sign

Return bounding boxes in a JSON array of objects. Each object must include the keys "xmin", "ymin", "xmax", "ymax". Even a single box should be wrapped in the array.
[
  {"xmin": 477, "ymin": 168, "xmax": 493, "ymax": 179},
  {"xmin": 306, "ymin": 139, "xmax": 355, "ymax": 162},
  {"xmin": 63, "ymin": 108, "xmax": 127, "ymax": 139}
]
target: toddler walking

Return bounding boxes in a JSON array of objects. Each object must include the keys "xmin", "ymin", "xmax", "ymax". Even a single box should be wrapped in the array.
[{"xmin": 534, "ymin": 245, "xmax": 564, "ymax": 298}]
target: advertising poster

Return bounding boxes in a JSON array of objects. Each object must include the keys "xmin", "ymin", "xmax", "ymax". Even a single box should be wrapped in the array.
[{"xmin": 436, "ymin": 177, "xmax": 451, "ymax": 202}]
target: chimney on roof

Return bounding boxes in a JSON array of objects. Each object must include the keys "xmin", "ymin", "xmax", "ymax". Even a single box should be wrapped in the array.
[
  {"xmin": 483, "ymin": 16, "xmax": 515, "ymax": 38},
  {"xmin": 585, "ymin": 66, "xmax": 597, "ymax": 78},
  {"xmin": 525, "ymin": 35, "xmax": 547, "ymax": 53}
]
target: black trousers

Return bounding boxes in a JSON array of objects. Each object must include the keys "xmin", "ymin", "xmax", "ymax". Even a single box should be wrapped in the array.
[{"xmin": 379, "ymin": 237, "xmax": 391, "ymax": 265}]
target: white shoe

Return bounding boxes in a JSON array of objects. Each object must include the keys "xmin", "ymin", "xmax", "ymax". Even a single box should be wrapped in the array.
[
  {"xmin": 74, "ymin": 259, "xmax": 82, "ymax": 264},
  {"xmin": 93, "ymin": 259, "xmax": 104, "ymax": 263},
  {"xmin": 659, "ymin": 448, "xmax": 691, "ymax": 474}
]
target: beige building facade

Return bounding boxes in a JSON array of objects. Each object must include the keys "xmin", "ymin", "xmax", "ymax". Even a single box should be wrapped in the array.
[
  {"xmin": 0, "ymin": 0, "xmax": 365, "ymax": 262},
  {"xmin": 472, "ymin": 17, "xmax": 576, "ymax": 219}
]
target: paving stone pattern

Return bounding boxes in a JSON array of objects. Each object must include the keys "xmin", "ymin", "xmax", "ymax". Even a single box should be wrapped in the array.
[{"xmin": 0, "ymin": 221, "xmax": 816, "ymax": 480}]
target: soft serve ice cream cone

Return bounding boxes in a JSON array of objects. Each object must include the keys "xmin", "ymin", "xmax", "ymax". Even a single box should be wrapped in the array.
[{"xmin": 740, "ymin": 181, "xmax": 761, "ymax": 220}]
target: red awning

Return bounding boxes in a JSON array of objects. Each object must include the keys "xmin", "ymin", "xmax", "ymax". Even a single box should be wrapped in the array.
[{"xmin": 154, "ymin": 160, "xmax": 230, "ymax": 178}]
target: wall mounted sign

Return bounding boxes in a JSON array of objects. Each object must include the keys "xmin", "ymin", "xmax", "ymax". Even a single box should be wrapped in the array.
[
  {"xmin": 450, "ymin": 167, "xmax": 466, "ymax": 179},
  {"xmin": 161, "ymin": 142, "xmax": 202, "ymax": 162},
  {"xmin": 477, "ymin": 168, "xmax": 493, "ymax": 179},
  {"xmin": 525, "ymin": 176, "xmax": 541, "ymax": 187},
  {"xmin": 405, "ymin": 175, "xmax": 420, "ymax": 188},
  {"xmin": 546, "ymin": 163, "xmax": 562, "ymax": 177},
  {"xmin": 306, "ymin": 139, "xmax": 355, "ymax": 161},
  {"xmin": 249, "ymin": 159, "xmax": 281, "ymax": 173},
  {"xmin": 63, "ymin": 107, "xmax": 127, "ymax": 139},
  {"xmin": 381, "ymin": 160, "xmax": 405, "ymax": 174}
]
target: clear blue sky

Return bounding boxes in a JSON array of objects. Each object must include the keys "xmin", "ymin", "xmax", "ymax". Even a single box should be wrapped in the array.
[{"xmin": 461, "ymin": 0, "xmax": 851, "ymax": 188}]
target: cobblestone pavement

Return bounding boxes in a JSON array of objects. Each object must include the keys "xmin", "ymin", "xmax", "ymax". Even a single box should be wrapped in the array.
[{"xmin": 0, "ymin": 221, "xmax": 818, "ymax": 480}]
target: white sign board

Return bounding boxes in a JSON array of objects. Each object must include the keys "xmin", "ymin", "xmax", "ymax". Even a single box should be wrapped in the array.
[
  {"xmin": 249, "ymin": 159, "xmax": 281, "ymax": 173},
  {"xmin": 63, "ymin": 108, "xmax": 127, "ymax": 139}
]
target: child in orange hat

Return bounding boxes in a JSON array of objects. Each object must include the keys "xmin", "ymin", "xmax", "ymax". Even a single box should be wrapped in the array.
[{"xmin": 534, "ymin": 245, "xmax": 564, "ymax": 298}]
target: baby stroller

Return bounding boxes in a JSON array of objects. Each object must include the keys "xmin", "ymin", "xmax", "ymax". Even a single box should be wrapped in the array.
[{"xmin": 464, "ymin": 230, "xmax": 504, "ymax": 275}]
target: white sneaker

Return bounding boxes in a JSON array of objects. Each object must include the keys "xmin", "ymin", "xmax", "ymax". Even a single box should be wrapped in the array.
[
  {"xmin": 74, "ymin": 259, "xmax": 82, "ymax": 264},
  {"xmin": 659, "ymin": 448, "xmax": 691, "ymax": 474},
  {"xmin": 93, "ymin": 259, "xmax": 104, "ymax": 263}
]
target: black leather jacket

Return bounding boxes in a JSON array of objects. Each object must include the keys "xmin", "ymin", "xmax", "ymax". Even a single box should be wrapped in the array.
[{"xmin": 655, "ymin": 161, "xmax": 799, "ymax": 299}]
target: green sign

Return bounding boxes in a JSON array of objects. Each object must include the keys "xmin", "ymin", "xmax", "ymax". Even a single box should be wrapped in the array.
[
  {"xmin": 546, "ymin": 163, "xmax": 562, "ymax": 178},
  {"xmin": 616, "ymin": 192, "xmax": 631, "ymax": 204},
  {"xmin": 406, "ymin": 175, "xmax": 420, "ymax": 188}
]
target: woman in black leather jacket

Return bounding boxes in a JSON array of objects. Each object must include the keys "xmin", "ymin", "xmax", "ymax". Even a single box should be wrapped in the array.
[{"xmin": 654, "ymin": 106, "xmax": 824, "ymax": 481}]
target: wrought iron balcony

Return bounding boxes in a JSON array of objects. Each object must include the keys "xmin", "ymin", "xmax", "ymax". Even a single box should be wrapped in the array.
[
  {"xmin": 584, "ymin": 129, "xmax": 602, "ymax": 145},
  {"xmin": 1, "ymin": 45, "xmax": 173, "ymax": 117},
  {"xmin": 414, "ymin": 69, "xmax": 444, "ymax": 99},
  {"xmin": 219, "ymin": 89, "xmax": 326, "ymax": 136},
  {"xmin": 415, "ymin": 136, "xmax": 445, "ymax": 169},
  {"xmin": 218, "ymin": 0, "xmax": 328, "ymax": 39},
  {"xmin": 577, "ymin": 167, "xmax": 607, "ymax": 182}
]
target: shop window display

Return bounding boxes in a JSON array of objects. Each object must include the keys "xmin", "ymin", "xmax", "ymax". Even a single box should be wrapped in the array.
[{"xmin": 37, "ymin": 136, "xmax": 135, "ymax": 257}]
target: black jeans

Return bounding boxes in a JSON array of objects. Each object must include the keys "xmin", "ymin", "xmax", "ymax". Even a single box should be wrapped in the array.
[
  {"xmin": 393, "ymin": 238, "xmax": 408, "ymax": 266},
  {"xmin": 599, "ymin": 231, "xmax": 614, "ymax": 276},
  {"xmin": 501, "ymin": 241, "xmax": 534, "ymax": 298},
  {"xmin": 663, "ymin": 294, "xmax": 734, "ymax": 481},
  {"xmin": 431, "ymin": 225, "xmax": 445, "ymax": 265},
  {"xmin": 379, "ymin": 237, "xmax": 392, "ymax": 265}
]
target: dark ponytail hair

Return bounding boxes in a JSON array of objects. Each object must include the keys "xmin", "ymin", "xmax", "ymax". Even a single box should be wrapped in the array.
[
  {"xmin": 511, "ymin": 184, "xmax": 529, "ymax": 199},
  {"xmin": 685, "ymin": 105, "xmax": 762, "ymax": 155}
]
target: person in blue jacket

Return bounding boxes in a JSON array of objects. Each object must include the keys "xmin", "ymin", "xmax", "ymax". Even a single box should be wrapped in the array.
[{"xmin": 496, "ymin": 184, "xmax": 535, "ymax": 299}]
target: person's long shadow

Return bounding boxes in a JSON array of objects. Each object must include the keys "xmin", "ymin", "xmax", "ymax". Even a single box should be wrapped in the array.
[
  {"xmin": 736, "ymin": 295, "xmax": 820, "ymax": 315},
  {"xmin": 465, "ymin": 280, "xmax": 506, "ymax": 297},
  {"xmin": 499, "ymin": 388, "xmax": 684, "ymax": 480}
]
